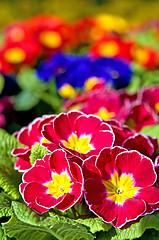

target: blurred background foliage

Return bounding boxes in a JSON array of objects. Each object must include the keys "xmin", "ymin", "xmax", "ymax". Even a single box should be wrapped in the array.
[{"xmin": 0, "ymin": 0, "xmax": 159, "ymax": 28}]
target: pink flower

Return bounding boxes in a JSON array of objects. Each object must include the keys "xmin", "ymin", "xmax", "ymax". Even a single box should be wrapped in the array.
[
  {"xmin": 42, "ymin": 111, "xmax": 115, "ymax": 163},
  {"xmin": 125, "ymin": 103, "xmax": 158, "ymax": 132},
  {"xmin": 12, "ymin": 115, "xmax": 55, "ymax": 171},
  {"xmin": 141, "ymin": 86, "xmax": 159, "ymax": 115},
  {"xmin": 63, "ymin": 89, "xmax": 130, "ymax": 123},
  {"xmin": 83, "ymin": 147, "xmax": 159, "ymax": 228},
  {"xmin": 20, "ymin": 149, "xmax": 83, "ymax": 214}
]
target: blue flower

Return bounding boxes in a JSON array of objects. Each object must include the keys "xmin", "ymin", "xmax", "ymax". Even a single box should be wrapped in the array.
[
  {"xmin": 36, "ymin": 53, "xmax": 132, "ymax": 98},
  {"xmin": 95, "ymin": 57, "xmax": 132, "ymax": 88}
]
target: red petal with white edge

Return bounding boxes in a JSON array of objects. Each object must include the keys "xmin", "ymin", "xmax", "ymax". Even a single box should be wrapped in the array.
[
  {"xmin": 75, "ymin": 115, "xmax": 102, "ymax": 137},
  {"xmin": 122, "ymin": 134, "xmax": 154, "ymax": 157},
  {"xmin": 14, "ymin": 156, "xmax": 32, "ymax": 171},
  {"xmin": 116, "ymin": 151, "xmax": 157, "ymax": 187},
  {"xmin": 98, "ymin": 122, "xmax": 113, "ymax": 132},
  {"xmin": 28, "ymin": 200, "xmax": 50, "ymax": 214},
  {"xmin": 95, "ymin": 147, "xmax": 126, "ymax": 178},
  {"xmin": 28, "ymin": 118, "xmax": 43, "ymax": 143},
  {"xmin": 90, "ymin": 131, "xmax": 114, "ymax": 151},
  {"xmin": 69, "ymin": 162, "xmax": 83, "ymax": 183},
  {"xmin": 54, "ymin": 111, "xmax": 82, "ymax": 140},
  {"xmin": 18, "ymin": 127, "xmax": 35, "ymax": 147},
  {"xmin": 90, "ymin": 198, "xmax": 117, "ymax": 223},
  {"xmin": 12, "ymin": 147, "xmax": 30, "ymax": 156},
  {"xmin": 49, "ymin": 150, "xmax": 71, "ymax": 175},
  {"xmin": 135, "ymin": 186, "xmax": 159, "ymax": 204},
  {"xmin": 57, "ymin": 182, "xmax": 83, "ymax": 211},
  {"xmin": 82, "ymin": 155, "xmax": 100, "ymax": 180},
  {"xmin": 23, "ymin": 182, "xmax": 47, "ymax": 203},
  {"xmin": 37, "ymin": 193, "xmax": 64, "ymax": 208},
  {"xmin": 84, "ymin": 178, "xmax": 107, "ymax": 205},
  {"xmin": 19, "ymin": 182, "xmax": 27, "ymax": 194},
  {"xmin": 23, "ymin": 166, "xmax": 52, "ymax": 184},
  {"xmin": 113, "ymin": 198, "xmax": 146, "ymax": 228},
  {"xmin": 42, "ymin": 123, "xmax": 60, "ymax": 143}
]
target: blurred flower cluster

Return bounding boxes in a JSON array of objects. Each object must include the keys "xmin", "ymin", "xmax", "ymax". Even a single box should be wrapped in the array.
[{"xmin": 0, "ymin": 13, "xmax": 159, "ymax": 240}]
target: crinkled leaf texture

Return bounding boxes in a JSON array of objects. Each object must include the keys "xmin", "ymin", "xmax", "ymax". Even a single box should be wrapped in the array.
[
  {"xmin": 2, "ymin": 202, "xmax": 94, "ymax": 240},
  {"xmin": 0, "ymin": 191, "xmax": 12, "ymax": 218},
  {"xmin": 0, "ymin": 129, "xmax": 25, "ymax": 167},
  {"xmin": 96, "ymin": 212, "xmax": 159, "ymax": 240},
  {"xmin": 30, "ymin": 143, "xmax": 50, "ymax": 166},
  {"xmin": 75, "ymin": 218, "xmax": 111, "ymax": 234},
  {"xmin": 0, "ymin": 226, "xmax": 9, "ymax": 240},
  {"xmin": 0, "ymin": 165, "xmax": 21, "ymax": 200}
]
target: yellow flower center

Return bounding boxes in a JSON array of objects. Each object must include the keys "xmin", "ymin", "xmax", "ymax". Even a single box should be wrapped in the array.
[
  {"xmin": 134, "ymin": 48, "xmax": 149, "ymax": 65},
  {"xmin": 4, "ymin": 47, "xmax": 26, "ymax": 64},
  {"xmin": 103, "ymin": 171, "xmax": 139, "ymax": 204},
  {"xmin": 45, "ymin": 173, "xmax": 72, "ymax": 199},
  {"xmin": 39, "ymin": 30, "xmax": 62, "ymax": 48},
  {"xmin": 62, "ymin": 133, "xmax": 93, "ymax": 154},
  {"xmin": 41, "ymin": 138, "xmax": 51, "ymax": 144},
  {"xmin": 95, "ymin": 107, "xmax": 115, "ymax": 120},
  {"xmin": 155, "ymin": 102, "xmax": 159, "ymax": 113},
  {"xmin": 98, "ymin": 41, "xmax": 119, "ymax": 57},
  {"xmin": 95, "ymin": 14, "xmax": 128, "ymax": 33},
  {"xmin": 84, "ymin": 77, "xmax": 101, "ymax": 91},
  {"xmin": 58, "ymin": 84, "xmax": 76, "ymax": 98}
]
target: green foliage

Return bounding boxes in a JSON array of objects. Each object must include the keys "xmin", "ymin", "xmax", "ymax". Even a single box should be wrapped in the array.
[
  {"xmin": 3, "ymin": 202, "xmax": 94, "ymax": 240},
  {"xmin": 141, "ymin": 229, "xmax": 159, "ymax": 240},
  {"xmin": 0, "ymin": 226, "xmax": 8, "ymax": 240},
  {"xmin": 126, "ymin": 63, "xmax": 159, "ymax": 94},
  {"xmin": 15, "ymin": 69, "xmax": 62, "ymax": 113},
  {"xmin": 98, "ymin": 212, "xmax": 159, "ymax": 240},
  {"xmin": 75, "ymin": 217, "xmax": 112, "ymax": 234},
  {"xmin": 0, "ymin": 74, "xmax": 5, "ymax": 94},
  {"xmin": 0, "ymin": 165, "xmax": 21, "ymax": 200},
  {"xmin": 30, "ymin": 143, "xmax": 50, "ymax": 165},
  {"xmin": 140, "ymin": 124, "xmax": 159, "ymax": 141},
  {"xmin": 13, "ymin": 90, "xmax": 40, "ymax": 111},
  {"xmin": 0, "ymin": 129, "xmax": 25, "ymax": 167},
  {"xmin": 0, "ymin": 191, "xmax": 12, "ymax": 218}
]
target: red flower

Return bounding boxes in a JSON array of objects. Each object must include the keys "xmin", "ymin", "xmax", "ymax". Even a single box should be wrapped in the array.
[
  {"xmin": 26, "ymin": 15, "xmax": 72, "ymax": 56},
  {"xmin": 42, "ymin": 111, "xmax": 115, "ymax": 163},
  {"xmin": 89, "ymin": 35, "xmax": 134, "ymax": 62},
  {"xmin": 0, "ymin": 39, "xmax": 41, "ymax": 72},
  {"xmin": 12, "ymin": 115, "xmax": 56, "ymax": 171},
  {"xmin": 83, "ymin": 147, "xmax": 159, "ymax": 228},
  {"xmin": 142, "ymin": 86, "xmax": 159, "ymax": 115},
  {"xmin": 125, "ymin": 102, "xmax": 158, "ymax": 132},
  {"xmin": 20, "ymin": 149, "xmax": 83, "ymax": 214}
]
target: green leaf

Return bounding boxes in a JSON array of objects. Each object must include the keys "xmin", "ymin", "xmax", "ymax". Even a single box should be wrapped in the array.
[
  {"xmin": 0, "ymin": 226, "xmax": 8, "ymax": 240},
  {"xmin": 0, "ymin": 129, "xmax": 25, "ymax": 167},
  {"xmin": 126, "ymin": 75, "xmax": 142, "ymax": 94},
  {"xmin": 141, "ymin": 229, "xmax": 159, "ymax": 240},
  {"xmin": 75, "ymin": 217, "xmax": 112, "ymax": 234},
  {"xmin": 0, "ymin": 165, "xmax": 22, "ymax": 200},
  {"xmin": 3, "ymin": 213, "xmax": 94, "ymax": 240},
  {"xmin": 13, "ymin": 90, "xmax": 40, "ymax": 111},
  {"xmin": 16, "ymin": 69, "xmax": 46, "ymax": 92},
  {"xmin": 11, "ymin": 201, "xmax": 42, "ymax": 226},
  {"xmin": 0, "ymin": 191, "xmax": 12, "ymax": 218},
  {"xmin": 30, "ymin": 143, "xmax": 50, "ymax": 165},
  {"xmin": 140, "ymin": 124, "xmax": 159, "ymax": 141},
  {"xmin": 0, "ymin": 74, "xmax": 5, "ymax": 94},
  {"xmin": 2, "ymin": 201, "xmax": 94, "ymax": 240},
  {"xmin": 101, "ymin": 212, "xmax": 159, "ymax": 240}
]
